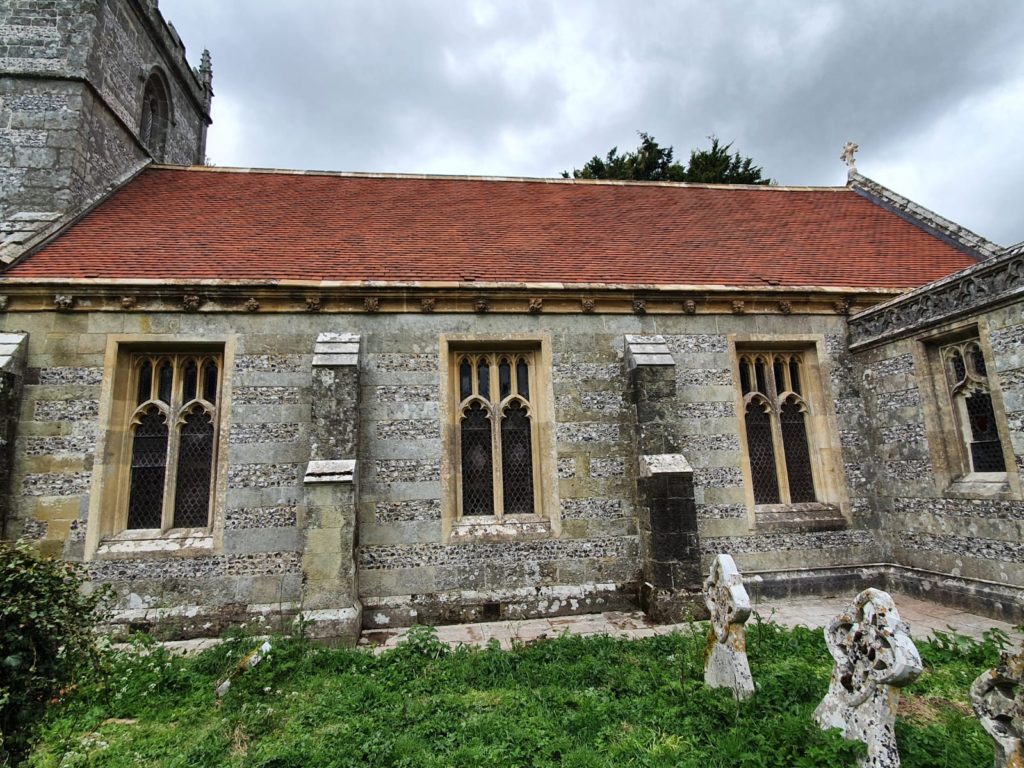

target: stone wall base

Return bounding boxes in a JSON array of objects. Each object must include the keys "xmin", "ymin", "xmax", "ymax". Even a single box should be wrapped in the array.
[
  {"xmin": 639, "ymin": 582, "xmax": 707, "ymax": 624},
  {"xmin": 745, "ymin": 563, "xmax": 1024, "ymax": 625},
  {"xmin": 361, "ymin": 583, "xmax": 639, "ymax": 630}
]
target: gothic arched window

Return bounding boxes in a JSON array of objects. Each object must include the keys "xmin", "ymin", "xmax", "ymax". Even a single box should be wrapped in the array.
[
  {"xmin": 738, "ymin": 352, "xmax": 818, "ymax": 505},
  {"xmin": 140, "ymin": 72, "xmax": 171, "ymax": 160},
  {"xmin": 124, "ymin": 353, "xmax": 221, "ymax": 530},
  {"xmin": 941, "ymin": 339, "xmax": 1007, "ymax": 474},
  {"xmin": 454, "ymin": 351, "xmax": 539, "ymax": 519}
]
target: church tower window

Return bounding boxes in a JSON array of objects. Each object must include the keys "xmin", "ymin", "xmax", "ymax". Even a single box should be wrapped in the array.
[{"xmin": 140, "ymin": 72, "xmax": 171, "ymax": 161}]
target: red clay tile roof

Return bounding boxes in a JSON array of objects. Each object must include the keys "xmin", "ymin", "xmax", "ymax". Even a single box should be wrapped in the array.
[{"xmin": 4, "ymin": 167, "xmax": 978, "ymax": 288}]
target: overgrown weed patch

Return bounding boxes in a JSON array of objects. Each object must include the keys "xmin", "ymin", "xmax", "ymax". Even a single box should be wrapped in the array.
[{"xmin": 22, "ymin": 621, "xmax": 1006, "ymax": 767}]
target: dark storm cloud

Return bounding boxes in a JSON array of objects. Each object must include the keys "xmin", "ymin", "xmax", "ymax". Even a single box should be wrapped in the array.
[{"xmin": 160, "ymin": 0, "xmax": 1024, "ymax": 244}]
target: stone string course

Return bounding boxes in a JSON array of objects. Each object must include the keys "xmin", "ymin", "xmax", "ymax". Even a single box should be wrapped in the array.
[
  {"xmin": 375, "ymin": 499, "xmax": 442, "ymax": 523},
  {"xmin": 229, "ymin": 423, "xmax": 300, "ymax": 444},
  {"xmin": 227, "ymin": 462, "xmax": 301, "ymax": 489},
  {"xmin": 225, "ymin": 505, "xmax": 298, "ymax": 530},
  {"xmin": 375, "ymin": 459, "xmax": 441, "ymax": 483},
  {"xmin": 23, "ymin": 471, "xmax": 90, "ymax": 496},
  {"xmin": 894, "ymin": 497, "xmax": 1024, "ymax": 520},
  {"xmin": 375, "ymin": 385, "xmax": 437, "ymax": 403},
  {"xmin": 376, "ymin": 419, "xmax": 439, "ymax": 441},
  {"xmin": 561, "ymin": 498, "xmax": 623, "ymax": 519},
  {"xmin": 358, "ymin": 535, "xmax": 639, "ymax": 570},
  {"xmin": 38, "ymin": 367, "xmax": 103, "ymax": 385},
  {"xmin": 33, "ymin": 398, "xmax": 98, "ymax": 421},
  {"xmin": 899, "ymin": 532, "xmax": 1023, "ymax": 562},
  {"xmin": 702, "ymin": 529, "xmax": 873, "ymax": 554},
  {"xmin": 233, "ymin": 355, "xmax": 305, "ymax": 373},
  {"xmin": 88, "ymin": 552, "xmax": 302, "ymax": 582},
  {"xmin": 233, "ymin": 386, "xmax": 301, "ymax": 405}
]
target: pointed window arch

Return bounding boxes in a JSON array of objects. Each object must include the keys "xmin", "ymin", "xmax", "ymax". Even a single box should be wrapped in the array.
[
  {"xmin": 140, "ymin": 71, "xmax": 171, "ymax": 160},
  {"xmin": 738, "ymin": 351, "xmax": 818, "ymax": 505},
  {"xmin": 453, "ymin": 350, "xmax": 540, "ymax": 519}
]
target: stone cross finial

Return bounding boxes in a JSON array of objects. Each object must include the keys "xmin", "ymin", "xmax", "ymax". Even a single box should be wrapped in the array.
[
  {"xmin": 841, "ymin": 141, "xmax": 859, "ymax": 173},
  {"xmin": 970, "ymin": 645, "xmax": 1023, "ymax": 768},
  {"xmin": 814, "ymin": 588, "xmax": 922, "ymax": 768},
  {"xmin": 702, "ymin": 554, "xmax": 754, "ymax": 700}
]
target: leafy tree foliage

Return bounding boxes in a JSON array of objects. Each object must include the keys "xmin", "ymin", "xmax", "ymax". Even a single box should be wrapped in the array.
[
  {"xmin": 564, "ymin": 132, "xmax": 771, "ymax": 185},
  {"xmin": 0, "ymin": 540, "xmax": 109, "ymax": 764}
]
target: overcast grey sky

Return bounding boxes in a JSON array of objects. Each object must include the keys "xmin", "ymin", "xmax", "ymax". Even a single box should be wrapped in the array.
[{"xmin": 159, "ymin": 1, "xmax": 1024, "ymax": 246}]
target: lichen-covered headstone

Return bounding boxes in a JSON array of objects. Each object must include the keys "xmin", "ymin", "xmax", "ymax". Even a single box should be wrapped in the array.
[
  {"xmin": 702, "ymin": 554, "xmax": 754, "ymax": 700},
  {"xmin": 813, "ymin": 588, "xmax": 922, "ymax": 767},
  {"xmin": 970, "ymin": 644, "xmax": 1023, "ymax": 768}
]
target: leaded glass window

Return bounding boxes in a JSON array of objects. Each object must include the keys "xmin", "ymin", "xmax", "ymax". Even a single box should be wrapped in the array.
[
  {"xmin": 124, "ymin": 352, "xmax": 221, "ymax": 530},
  {"xmin": 738, "ymin": 351, "xmax": 818, "ymax": 505},
  {"xmin": 454, "ymin": 351, "xmax": 540, "ymax": 519},
  {"xmin": 940, "ymin": 339, "xmax": 1007, "ymax": 474}
]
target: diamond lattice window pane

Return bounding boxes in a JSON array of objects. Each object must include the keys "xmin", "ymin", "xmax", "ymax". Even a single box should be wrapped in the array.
[
  {"xmin": 127, "ymin": 407, "xmax": 168, "ymax": 528},
  {"xmin": 501, "ymin": 401, "xmax": 534, "ymax": 515},
  {"xmin": 172, "ymin": 408, "xmax": 215, "ymax": 527},
  {"xmin": 745, "ymin": 403, "xmax": 780, "ymax": 504},
  {"xmin": 460, "ymin": 402, "xmax": 494, "ymax": 516},
  {"xmin": 781, "ymin": 400, "xmax": 816, "ymax": 503},
  {"xmin": 966, "ymin": 392, "xmax": 1006, "ymax": 472}
]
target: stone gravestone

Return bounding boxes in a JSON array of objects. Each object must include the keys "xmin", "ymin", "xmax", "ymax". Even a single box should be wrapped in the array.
[
  {"xmin": 814, "ymin": 588, "xmax": 922, "ymax": 768},
  {"xmin": 970, "ymin": 644, "xmax": 1023, "ymax": 768},
  {"xmin": 703, "ymin": 554, "xmax": 754, "ymax": 700}
]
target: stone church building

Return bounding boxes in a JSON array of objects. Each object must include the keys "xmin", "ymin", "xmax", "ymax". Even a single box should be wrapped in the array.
[{"xmin": 1, "ymin": 0, "xmax": 1021, "ymax": 643}]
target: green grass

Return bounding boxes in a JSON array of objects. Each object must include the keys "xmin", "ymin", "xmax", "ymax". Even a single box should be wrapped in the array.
[{"xmin": 23, "ymin": 619, "xmax": 1006, "ymax": 768}]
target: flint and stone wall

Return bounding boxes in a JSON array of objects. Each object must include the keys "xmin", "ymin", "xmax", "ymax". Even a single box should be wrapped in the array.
[
  {"xmin": 1, "ymin": 306, "xmax": 892, "ymax": 638},
  {"xmin": 0, "ymin": 0, "xmax": 210, "ymax": 261}
]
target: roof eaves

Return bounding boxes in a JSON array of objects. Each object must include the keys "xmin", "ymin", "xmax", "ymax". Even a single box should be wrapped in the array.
[{"xmin": 848, "ymin": 171, "xmax": 1001, "ymax": 261}]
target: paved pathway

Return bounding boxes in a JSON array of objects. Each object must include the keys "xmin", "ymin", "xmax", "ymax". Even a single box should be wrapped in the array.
[{"xmin": 358, "ymin": 593, "xmax": 1023, "ymax": 652}]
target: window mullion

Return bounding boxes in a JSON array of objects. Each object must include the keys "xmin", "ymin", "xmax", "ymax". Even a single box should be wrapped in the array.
[
  {"xmin": 769, "ymin": 398, "xmax": 791, "ymax": 505},
  {"xmin": 489, "ymin": 357, "xmax": 504, "ymax": 520},
  {"xmin": 161, "ymin": 356, "xmax": 182, "ymax": 531}
]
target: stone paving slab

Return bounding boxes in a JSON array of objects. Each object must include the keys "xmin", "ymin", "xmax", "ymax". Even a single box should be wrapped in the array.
[{"xmin": 358, "ymin": 593, "xmax": 1023, "ymax": 652}]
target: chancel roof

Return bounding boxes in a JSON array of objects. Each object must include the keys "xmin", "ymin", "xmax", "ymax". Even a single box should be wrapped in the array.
[{"xmin": 4, "ymin": 166, "xmax": 979, "ymax": 288}]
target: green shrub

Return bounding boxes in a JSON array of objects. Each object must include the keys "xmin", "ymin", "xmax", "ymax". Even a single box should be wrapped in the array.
[{"xmin": 0, "ymin": 540, "xmax": 109, "ymax": 764}]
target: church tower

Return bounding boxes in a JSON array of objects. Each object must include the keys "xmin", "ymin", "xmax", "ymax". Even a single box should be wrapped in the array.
[{"xmin": 0, "ymin": 0, "xmax": 212, "ymax": 264}]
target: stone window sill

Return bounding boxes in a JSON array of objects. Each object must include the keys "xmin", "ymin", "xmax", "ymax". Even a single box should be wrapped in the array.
[
  {"xmin": 944, "ymin": 473, "xmax": 1015, "ymax": 501},
  {"xmin": 753, "ymin": 502, "xmax": 847, "ymax": 533},
  {"xmin": 449, "ymin": 516, "xmax": 552, "ymax": 543},
  {"xmin": 96, "ymin": 528, "xmax": 214, "ymax": 558}
]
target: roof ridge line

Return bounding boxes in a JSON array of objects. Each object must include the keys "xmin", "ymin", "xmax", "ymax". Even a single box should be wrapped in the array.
[
  {"xmin": 150, "ymin": 164, "xmax": 846, "ymax": 191},
  {"xmin": 847, "ymin": 171, "xmax": 1001, "ymax": 260}
]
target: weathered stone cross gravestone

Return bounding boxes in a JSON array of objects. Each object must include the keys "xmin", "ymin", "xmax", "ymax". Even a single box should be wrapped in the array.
[
  {"xmin": 703, "ymin": 554, "xmax": 754, "ymax": 700},
  {"xmin": 970, "ymin": 644, "xmax": 1023, "ymax": 768},
  {"xmin": 813, "ymin": 588, "xmax": 922, "ymax": 768}
]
